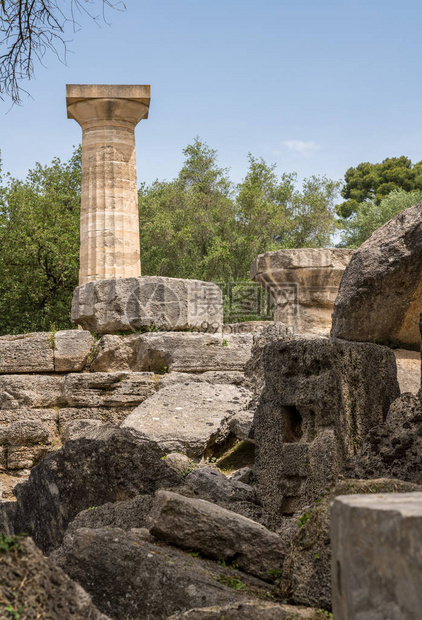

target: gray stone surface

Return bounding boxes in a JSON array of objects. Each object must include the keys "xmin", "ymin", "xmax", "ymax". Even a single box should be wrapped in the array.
[
  {"xmin": 90, "ymin": 334, "xmax": 139, "ymax": 372},
  {"xmin": 331, "ymin": 202, "xmax": 422, "ymax": 349},
  {"xmin": 54, "ymin": 329, "xmax": 94, "ymax": 372},
  {"xmin": 149, "ymin": 490, "xmax": 285, "ymax": 581},
  {"xmin": 58, "ymin": 407, "xmax": 129, "ymax": 439},
  {"xmin": 0, "ymin": 332, "xmax": 54, "ymax": 373},
  {"xmin": 1, "ymin": 535, "xmax": 110, "ymax": 619},
  {"xmin": 282, "ymin": 478, "xmax": 421, "ymax": 611},
  {"xmin": 0, "ymin": 375, "xmax": 65, "ymax": 409},
  {"xmin": 71, "ymin": 276, "xmax": 223, "ymax": 334},
  {"xmin": 343, "ymin": 393, "xmax": 422, "ymax": 484},
  {"xmin": 185, "ymin": 467, "xmax": 255, "ymax": 504},
  {"xmin": 62, "ymin": 372, "xmax": 156, "ymax": 408},
  {"xmin": 331, "ymin": 492, "xmax": 422, "ymax": 619},
  {"xmin": 167, "ymin": 603, "xmax": 329, "ymax": 619},
  {"xmin": 228, "ymin": 409, "xmax": 254, "ymax": 440},
  {"xmin": 67, "ymin": 495, "xmax": 154, "ymax": 534},
  {"xmin": 393, "ymin": 349, "xmax": 421, "ymax": 394},
  {"xmin": 52, "ymin": 526, "xmax": 272, "ymax": 620},
  {"xmin": 0, "ymin": 500, "xmax": 16, "ymax": 534},
  {"xmin": 163, "ymin": 452, "xmax": 196, "ymax": 476},
  {"xmin": 158, "ymin": 370, "xmax": 245, "ymax": 388},
  {"xmin": 122, "ymin": 382, "xmax": 252, "ymax": 458},
  {"xmin": 13, "ymin": 426, "xmax": 182, "ymax": 553},
  {"xmin": 254, "ymin": 338, "xmax": 400, "ymax": 515}
]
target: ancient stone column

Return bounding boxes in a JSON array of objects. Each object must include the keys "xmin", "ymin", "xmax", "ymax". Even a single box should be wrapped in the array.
[{"xmin": 66, "ymin": 84, "xmax": 151, "ymax": 284}]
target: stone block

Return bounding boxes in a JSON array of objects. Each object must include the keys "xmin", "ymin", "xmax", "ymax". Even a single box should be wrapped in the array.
[
  {"xmin": 251, "ymin": 248, "xmax": 354, "ymax": 335},
  {"xmin": 7, "ymin": 445, "xmax": 53, "ymax": 471},
  {"xmin": 0, "ymin": 333, "xmax": 54, "ymax": 373},
  {"xmin": 254, "ymin": 338, "xmax": 400, "ymax": 515},
  {"xmin": 54, "ymin": 329, "xmax": 94, "ymax": 372},
  {"xmin": 71, "ymin": 276, "xmax": 223, "ymax": 334},
  {"xmin": 393, "ymin": 349, "xmax": 421, "ymax": 394},
  {"xmin": 0, "ymin": 376, "xmax": 65, "ymax": 410},
  {"xmin": 0, "ymin": 409, "xmax": 58, "ymax": 446},
  {"xmin": 331, "ymin": 493, "xmax": 422, "ymax": 619},
  {"xmin": 58, "ymin": 407, "xmax": 129, "ymax": 440},
  {"xmin": 149, "ymin": 490, "xmax": 286, "ymax": 581},
  {"xmin": 331, "ymin": 202, "xmax": 422, "ymax": 348},
  {"xmin": 122, "ymin": 382, "xmax": 252, "ymax": 458},
  {"xmin": 90, "ymin": 334, "xmax": 139, "ymax": 372},
  {"xmin": 62, "ymin": 372, "xmax": 156, "ymax": 408}
]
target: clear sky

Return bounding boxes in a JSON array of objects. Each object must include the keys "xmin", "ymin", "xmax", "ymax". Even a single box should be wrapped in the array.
[{"xmin": 1, "ymin": 0, "xmax": 422, "ymax": 189}]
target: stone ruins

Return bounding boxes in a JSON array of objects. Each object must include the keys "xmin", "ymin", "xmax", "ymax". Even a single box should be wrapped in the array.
[{"xmin": 0, "ymin": 84, "xmax": 421, "ymax": 620}]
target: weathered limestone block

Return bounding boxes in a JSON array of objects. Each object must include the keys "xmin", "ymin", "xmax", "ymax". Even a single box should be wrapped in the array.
[
  {"xmin": 67, "ymin": 84, "xmax": 151, "ymax": 284},
  {"xmin": 122, "ymin": 382, "xmax": 252, "ymax": 458},
  {"xmin": 167, "ymin": 603, "xmax": 327, "ymax": 619},
  {"xmin": 0, "ymin": 333, "xmax": 54, "ymax": 373},
  {"xmin": 52, "ymin": 527, "xmax": 274, "ymax": 619},
  {"xmin": 254, "ymin": 338, "xmax": 400, "ymax": 515},
  {"xmin": 149, "ymin": 490, "xmax": 286, "ymax": 582},
  {"xmin": 71, "ymin": 276, "xmax": 223, "ymax": 333},
  {"xmin": 251, "ymin": 249, "xmax": 354, "ymax": 335},
  {"xmin": 62, "ymin": 372, "xmax": 156, "ymax": 408},
  {"xmin": 331, "ymin": 493, "xmax": 422, "ymax": 619},
  {"xmin": 137, "ymin": 332, "xmax": 252, "ymax": 373},
  {"xmin": 58, "ymin": 407, "xmax": 129, "ymax": 440},
  {"xmin": 0, "ymin": 375, "xmax": 65, "ymax": 410},
  {"xmin": 90, "ymin": 334, "xmax": 139, "ymax": 371},
  {"xmin": 0, "ymin": 535, "xmax": 110, "ymax": 619},
  {"xmin": 282, "ymin": 478, "xmax": 421, "ymax": 611},
  {"xmin": 14, "ymin": 426, "xmax": 182, "ymax": 553},
  {"xmin": 393, "ymin": 349, "xmax": 421, "ymax": 394},
  {"xmin": 331, "ymin": 203, "xmax": 422, "ymax": 348},
  {"xmin": 158, "ymin": 371, "xmax": 246, "ymax": 388},
  {"xmin": 7, "ymin": 445, "xmax": 55, "ymax": 471},
  {"xmin": 343, "ymin": 393, "xmax": 422, "ymax": 484},
  {"xmin": 54, "ymin": 329, "xmax": 94, "ymax": 372},
  {"xmin": 185, "ymin": 468, "xmax": 256, "ymax": 504}
]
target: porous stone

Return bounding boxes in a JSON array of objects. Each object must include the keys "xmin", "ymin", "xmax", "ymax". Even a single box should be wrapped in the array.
[
  {"xmin": 0, "ymin": 535, "xmax": 110, "ymax": 619},
  {"xmin": 168, "ymin": 603, "xmax": 332, "ymax": 619},
  {"xmin": 122, "ymin": 382, "xmax": 252, "ymax": 458},
  {"xmin": 90, "ymin": 334, "xmax": 140, "ymax": 371},
  {"xmin": 149, "ymin": 490, "xmax": 285, "ymax": 581},
  {"xmin": 163, "ymin": 453, "xmax": 196, "ymax": 476},
  {"xmin": 0, "ymin": 500, "xmax": 16, "ymax": 534},
  {"xmin": 0, "ymin": 375, "xmax": 65, "ymax": 410},
  {"xmin": 331, "ymin": 492, "xmax": 422, "ymax": 619},
  {"xmin": 343, "ymin": 393, "xmax": 422, "ymax": 484},
  {"xmin": 13, "ymin": 426, "xmax": 182, "ymax": 553},
  {"xmin": 52, "ymin": 527, "xmax": 272, "ymax": 620},
  {"xmin": 0, "ymin": 332, "xmax": 54, "ymax": 373},
  {"xmin": 254, "ymin": 338, "xmax": 400, "ymax": 515},
  {"xmin": 251, "ymin": 249, "xmax": 354, "ymax": 335},
  {"xmin": 58, "ymin": 407, "xmax": 129, "ymax": 440},
  {"xmin": 222, "ymin": 321, "xmax": 275, "ymax": 335},
  {"xmin": 228, "ymin": 409, "xmax": 254, "ymax": 440},
  {"xmin": 331, "ymin": 202, "xmax": 422, "ymax": 348},
  {"xmin": 71, "ymin": 276, "xmax": 223, "ymax": 333},
  {"xmin": 393, "ymin": 349, "xmax": 421, "ymax": 394},
  {"xmin": 54, "ymin": 329, "xmax": 94, "ymax": 372},
  {"xmin": 67, "ymin": 84, "xmax": 151, "ymax": 284},
  {"xmin": 281, "ymin": 478, "xmax": 421, "ymax": 611},
  {"xmin": 62, "ymin": 372, "xmax": 156, "ymax": 408}
]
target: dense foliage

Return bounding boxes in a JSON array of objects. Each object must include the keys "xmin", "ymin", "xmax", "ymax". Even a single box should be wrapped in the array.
[
  {"xmin": 337, "ymin": 156, "xmax": 422, "ymax": 219},
  {"xmin": 0, "ymin": 147, "xmax": 81, "ymax": 334}
]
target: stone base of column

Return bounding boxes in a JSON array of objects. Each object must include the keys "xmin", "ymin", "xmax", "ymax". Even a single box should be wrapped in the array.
[
  {"xmin": 71, "ymin": 277, "xmax": 223, "ymax": 334},
  {"xmin": 250, "ymin": 248, "xmax": 354, "ymax": 336},
  {"xmin": 331, "ymin": 493, "xmax": 422, "ymax": 619}
]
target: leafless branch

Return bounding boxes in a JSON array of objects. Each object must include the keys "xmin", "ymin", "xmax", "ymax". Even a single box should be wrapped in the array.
[{"xmin": 0, "ymin": 0, "xmax": 125, "ymax": 104}]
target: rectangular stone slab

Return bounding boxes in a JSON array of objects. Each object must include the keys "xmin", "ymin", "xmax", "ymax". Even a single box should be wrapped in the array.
[{"xmin": 0, "ymin": 333, "xmax": 54, "ymax": 373}]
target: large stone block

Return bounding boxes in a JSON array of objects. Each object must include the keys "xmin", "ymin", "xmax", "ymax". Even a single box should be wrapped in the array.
[
  {"xmin": 254, "ymin": 338, "xmax": 400, "ymax": 515},
  {"xmin": 122, "ymin": 382, "xmax": 252, "ymax": 458},
  {"xmin": 0, "ymin": 375, "xmax": 65, "ymax": 410},
  {"xmin": 331, "ymin": 202, "xmax": 422, "ymax": 349},
  {"xmin": 331, "ymin": 493, "xmax": 422, "ymax": 619},
  {"xmin": 91, "ymin": 332, "xmax": 252, "ymax": 373},
  {"xmin": 54, "ymin": 329, "xmax": 94, "ymax": 372},
  {"xmin": 0, "ymin": 333, "xmax": 54, "ymax": 373},
  {"xmin": 71, "ymin": 276, "xmax": 223, "ymax": 334},
  {"xmin": 251, "ymin": 249, "xmax": 354, "ymax": 335},
  {"xmin": 62, "ymin": 372, "xmax": 156, "ymax": 408},
  {"xmin": 149, "ymin": 490, "xmax": 286, "ymax": 582}
]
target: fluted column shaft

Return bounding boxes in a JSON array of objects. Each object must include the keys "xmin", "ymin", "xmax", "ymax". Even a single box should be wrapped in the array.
[{"xmin": 66, "ymin": 85, "xmax": 151, "ymax": 285}]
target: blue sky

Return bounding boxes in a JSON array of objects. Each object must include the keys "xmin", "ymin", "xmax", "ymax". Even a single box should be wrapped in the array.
[{"xmin": 1, "ymin": 0, "xmax": 422, "ymax": 189}]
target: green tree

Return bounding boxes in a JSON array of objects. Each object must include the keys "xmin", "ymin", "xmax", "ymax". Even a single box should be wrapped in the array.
[
  {"xmin": 337, "ymin": 156, "xmax": 422, "ymax": 219},
  {"xmin": 0, "ymin": 147, "xmax": 81, "ymax": 335},
  {"xmin": 339, "ymin": 188, "xmax": 422, "ymax": 248},
  {"xmin": 139, "ymin": 140, "xmax": 340, "ymax": 282}
]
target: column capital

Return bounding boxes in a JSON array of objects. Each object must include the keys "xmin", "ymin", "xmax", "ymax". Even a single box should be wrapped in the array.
[{"xmin": 66, "ymin": 84, "xmax": 151, "ymax": 129}]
